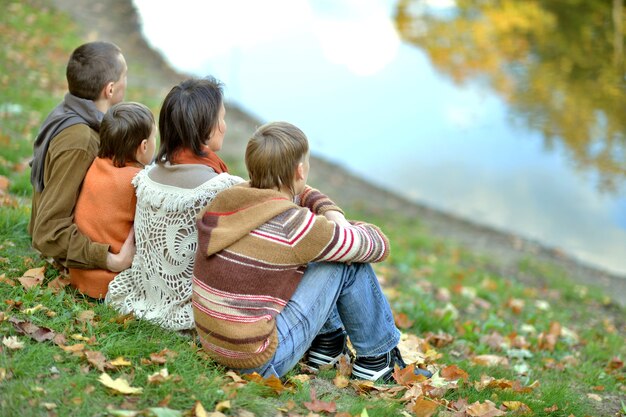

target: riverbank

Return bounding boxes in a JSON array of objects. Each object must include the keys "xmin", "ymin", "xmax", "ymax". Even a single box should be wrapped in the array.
[{"xmin": 50, "ymin": 0, "xmax": 626, "ymax": 308}]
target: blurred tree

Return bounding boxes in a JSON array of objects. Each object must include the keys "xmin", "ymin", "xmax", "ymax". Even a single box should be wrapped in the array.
[{"xmin": 395, "ymin": 0, "xmax": 626, "ymax": 192}]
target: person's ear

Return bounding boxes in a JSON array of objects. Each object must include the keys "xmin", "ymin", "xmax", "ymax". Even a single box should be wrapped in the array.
[
  {"xmin": 295, "ymin": 162, "xmax": 305, "ymax": 181},
  {"xmin": 135, "ymin": 139, "xmax": 148, "ymax": 159},
  {"xmin": 101, "ymin": 81, "xmax": 115, "ymax": 100}
]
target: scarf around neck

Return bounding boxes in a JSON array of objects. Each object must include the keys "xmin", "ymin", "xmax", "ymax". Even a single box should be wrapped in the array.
[
  {"xmin": 30, "ymin": 93, "xmax": 103, "ymax": 192},
  {"xmin": 170, "ymin": 144, "xmax": 229, "ymax": 174}
]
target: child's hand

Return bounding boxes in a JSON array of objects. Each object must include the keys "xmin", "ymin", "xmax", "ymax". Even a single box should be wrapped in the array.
[
  {"xmin": 324, "ymin": 210, "xmax": 351, "ymax": 228},
  {"xmin": 106, "ymin": 228, "xmax": 136, "ymax": 272}
]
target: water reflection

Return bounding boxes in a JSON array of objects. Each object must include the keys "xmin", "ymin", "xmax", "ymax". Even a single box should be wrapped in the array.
[
  {"xmin": 395, "ymin": 0, "xmax": 626, "ymax": 193},
  {"xmin": 133, "ymin": 0, "xmax": 626, "ymax": 276}
]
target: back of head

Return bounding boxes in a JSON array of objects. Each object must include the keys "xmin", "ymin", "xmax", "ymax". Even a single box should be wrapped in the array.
[
  {"xmin": 157, "ymin": 76, "xmax": 224, "ymax": 163},
  {"xmin": 246, "ymin": 121, "xmax": 309, "ymax": 195},
  {"xmin": 99, "ymin": 102, "xmax": 154, "ymax": 168},
  {"xmin": 66, "ymin": 41, "xmax": 124, "ymax": 101}
]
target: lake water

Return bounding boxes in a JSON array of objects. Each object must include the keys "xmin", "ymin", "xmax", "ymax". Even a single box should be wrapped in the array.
[{"xmin": 133, "ymin": 0, "xmax": 626, "ymax": 277}]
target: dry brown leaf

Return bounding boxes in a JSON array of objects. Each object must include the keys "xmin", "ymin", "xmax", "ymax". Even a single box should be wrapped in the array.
[
  {"xmin": 586, "ymin": 393, "xmax": 602, "ymax": 402},
  {"xmin": 394, "ymin": 312, "xmax": 415, "ymax": 329},
  {"xmin": 303, "ymin": 387, "xmax": 336, "ymax": 413},
  {"xmin": 9, "ymin": 317, "xmax": 56, "ymax": 343},
  {"xmin": 0, "ymin": 175, "xmax": 9, "ymax": 192},
  {"xmin": 243, "ymin": 373, "xmax": 287, "ymax": 394},
  {"xmin": 466, "ymin": 400, "xmax": 506, "ymax": 417},
  {"xmin": 502, "ymin": 401, "xmax": 532, "ymax": 413},
  {"xmin": 98, "ymin": 372, "xmax": 143, "ymax": 395},
  {"xmin": 333, "ymin": 374, "xmax": 350, "ymax": 388},
  {"xmin": 147, "ymin": 368, "xmax": 171, "ymax": 384},
  {"xmin": 393, "ymin": 364, "xmax": 427, "ymax": 386},
  {"xmin": 0, "ymin": 273, "xmax": 16, "ymax": 287},
  {"xmin": 607, "ymin": 356, "xmax": 623, "ymax": 371},
  {"xmin": 18, "ymin": 266, "xmax": 46, "ymax": 289},
  {"xmin": 543, "ymin": 404, "xmax": 559, "ymax": 412},
  {"xmin": 85, "ymin": 350, "xmax": 107, "ymax": 372},
  {"xmin": 47, "ymin": 276, "xmax": 71, "ymax": 293},
  {"xmin": 440, "ymin": 364, "xmax": 469, "ymax": 381},
  {"xmin": 412, "ymin": 398, "xmax": 440, "ymax": 417},
  {"xmin": 2, "ymin": 336, "xmax": 24, "ymax": 349},
  {"xmin": 424, "ymin": 332, "xmax": 454, "ymax": 348},
  {"xmin": 471, "ymin": 354, "xmax": 509, "ymax": 367}
]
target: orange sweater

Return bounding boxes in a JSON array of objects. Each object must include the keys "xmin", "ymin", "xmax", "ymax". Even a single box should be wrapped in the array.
[{"xmin": 69, "ymin": 157, "xmax": 140, "ymax": 298}]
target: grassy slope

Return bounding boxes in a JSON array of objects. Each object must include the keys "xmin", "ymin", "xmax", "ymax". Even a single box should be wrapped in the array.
[{"xmin": 0, "ymin": 1, "xmax": 624, "ymax": 416}]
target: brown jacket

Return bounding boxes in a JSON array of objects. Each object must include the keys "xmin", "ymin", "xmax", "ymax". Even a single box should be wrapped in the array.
[{"xmin": 29, "ymin": 124, "xmax": 110, "ymax": 269}]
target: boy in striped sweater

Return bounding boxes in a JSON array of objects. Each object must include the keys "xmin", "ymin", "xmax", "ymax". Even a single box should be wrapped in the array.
[{"xmin": 193, "ymin": 121, "xmax": 431, "ymax": 382}]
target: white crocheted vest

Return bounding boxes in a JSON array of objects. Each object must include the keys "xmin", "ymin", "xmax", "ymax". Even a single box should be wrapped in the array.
[{"xmin": 105, "ymin": 165, "xmax": 244, "ymax": 330}]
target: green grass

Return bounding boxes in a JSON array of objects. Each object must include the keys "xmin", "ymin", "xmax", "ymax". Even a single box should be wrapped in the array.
[{"xmin": 1, "ymin": 1, "xmax": 625, "ymax": 416}]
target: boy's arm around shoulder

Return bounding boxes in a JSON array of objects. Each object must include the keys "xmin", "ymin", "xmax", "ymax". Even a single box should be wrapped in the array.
[
  {"xmin": 297, "ymin": 186, "xmax": 344, "ymax": 216},
  {"xmin": 30, "ymin": 141, "xmax": 109, "ymax": 270},
  {"xmin": 293, "ymin": 207, "xmax": 390, "ymax": 265}
]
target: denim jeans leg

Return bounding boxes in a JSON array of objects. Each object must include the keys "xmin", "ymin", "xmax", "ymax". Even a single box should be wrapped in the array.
[{"xmin": 263, "ymin": 262, "xmax": 400, "ymax": 377}]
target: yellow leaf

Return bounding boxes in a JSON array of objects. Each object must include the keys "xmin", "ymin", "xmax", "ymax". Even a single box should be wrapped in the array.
[
  {"xmin": 194, "ymin": 401, "xmax": 208, "ymax": 417},
  {"xmin": 109, "ymin": 357, "xmax": 132, "ymax": 367},
  {"xmin": 98, "ymin": 372, "xmax": 143, "ymax": 395},
  {"xmin": 215, "ymin": 400, "xmax": 230, "ymax": 412}
]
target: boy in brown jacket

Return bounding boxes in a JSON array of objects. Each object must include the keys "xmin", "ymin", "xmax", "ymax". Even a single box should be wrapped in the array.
[{"xmin": 29, "ymin": 41, "xmax": 135, "ymax": 274}]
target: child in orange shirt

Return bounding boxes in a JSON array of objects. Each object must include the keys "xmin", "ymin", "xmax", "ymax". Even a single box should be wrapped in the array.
[{"xmin": 69, "ymin": 102, "xmax": 156, "ymax": 298}]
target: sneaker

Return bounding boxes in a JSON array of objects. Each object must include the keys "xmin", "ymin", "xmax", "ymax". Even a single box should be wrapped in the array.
[
  {"xmin": 306, "ymin": 328, "xmax": 350, "ymax": 369},
  {"xmin": 351, "ymin": 346, "xmax": 432, "ymax": 383}
]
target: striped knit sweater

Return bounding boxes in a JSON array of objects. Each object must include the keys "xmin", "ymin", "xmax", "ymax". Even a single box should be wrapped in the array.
[{"xmin": 192, "ymin": 184, "xmax": 390, "ymax": 369}]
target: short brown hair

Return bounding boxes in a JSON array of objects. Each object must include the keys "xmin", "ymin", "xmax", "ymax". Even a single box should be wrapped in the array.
[
  {"xmin": 245, "ymin": 122, "xmax": 309, "ymax": 196},
  {"xmin": 98, "ymin": 102, "xmax": 155, "ymax": 168},
  {"xmin": 66, "ymin": 41, "xmax": 125, "ymax": 100}
]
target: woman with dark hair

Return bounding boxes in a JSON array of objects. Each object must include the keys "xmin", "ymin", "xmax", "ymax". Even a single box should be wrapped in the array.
[{"xmin": 106, "ymin": 77, "xmax": 244, "ymax": 331}]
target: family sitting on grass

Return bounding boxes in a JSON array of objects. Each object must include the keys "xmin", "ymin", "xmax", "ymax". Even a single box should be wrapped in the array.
[{"xmin": 29, "ymin": 41, "xmax": 432, "ymax": 383}]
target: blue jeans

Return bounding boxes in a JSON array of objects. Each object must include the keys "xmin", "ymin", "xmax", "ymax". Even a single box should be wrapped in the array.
[{"xmin": 242, "ymin": 262, "xmax": 401, "ymax": 377}]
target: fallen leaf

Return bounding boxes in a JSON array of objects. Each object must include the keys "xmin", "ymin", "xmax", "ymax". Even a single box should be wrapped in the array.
[
  {"xmin": 214, "ymin": 400, "xmax": 230, "ymax": 412},
  {"xmin": 2, "ymin": 336, "xmax": 24, "ymax": 349},
  {"xmin": 393, "ymin": 363, "xmax": 428, "ymax": 386},
  {"xmin": 394, "ymin": 312, "xmax": 415, "ymax": 329},
  {"xmin": 18, "ymin": 266, "xmax": 46, "ymax": 289},
  {"xmin": 466, "ymin": 400, "xmax": 506, "ymax": 417},
  {"xmin": 40, "ymin": 402, "xmax": 57, "ymax": 410},
  {"xmin": 109, "ymin": 356, "xmax": 132, "ymax": 367},
  {"xmin": 61, "ymin": 343, "xmax": 86, "ymax": 354},
  {"xmin": 193, "ymin": 401, "xmax": 208, "ymax": 417},
  {"xmin": 242, "ymin": 373, "xmax": 287, "ymax": 394},
  {"xmin": 98, "ymin": 372, "xmax": 143, "ymax": 395},
  {"xmin": 607, "ymin": 357, "xmax": 623, "ymax": 371},
  {"xmin": 502, "ymin": 401, "xmax": 532, "ymax": 413},
  {"xmin": 303, "ymin": 388, "xmax": 336, "ymax": 413},
  {"xmin": 471, "ymin": 354, "xmax": 509, "ymax": 367},
  {"xmin": 148, "ymin": 368, "xmax": 171, "ymax": 384},
  {"xmin": 85, "ymin": 350, "xmax": 107, "ymax": 372},
  {"xmin": 412, "ymin": 398, "xmax": 439, "ymax": 417},
  {"xmin": 333, "ymin": 374, "xmax": 350, "ymax": 388},
  {"xmin": 543, "ymin": 404, "xmax": 558, "ymax": 412},
  {"xmin": 47, "ymin": 276, "xmax": 71, "ymax": 292},
  {"xmin": 76, "ymin": 310, "xmax": 96, "ymax": 324},
  {"xmin": 9, "ymin": 317, "xmax": 56, "ymax": 342},
  {"xmin": 440, "ymin": 364, "xmax": 469, "ymax": 381},
  {"xmin": 586, "ymin": 393, "xmax": 602, "ymax": 402},
  {"xmin": 0, "ymin": 273, "xmax": 16, "ymax": 286}
]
